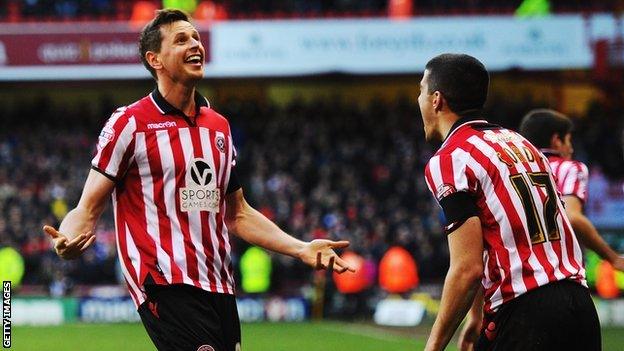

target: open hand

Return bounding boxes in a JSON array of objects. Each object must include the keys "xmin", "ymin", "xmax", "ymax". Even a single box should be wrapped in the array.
[
  {"xmin": 298, "ymin": 239, "xmax": 355, "ymax": 274},
  {"xmin": 43, "ymin": 225, "xmax": 96, "ymax": 260}
]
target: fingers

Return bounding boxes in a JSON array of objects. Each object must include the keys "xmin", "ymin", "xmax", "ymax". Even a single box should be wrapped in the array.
[
  {"xmin": 52, "ymin": 231, "xmax": 96, "ymax": 259},
  {"xmin": 79, "ymin": 235, "xmax": 97, "ymax": 252},
  {"xmin": 315, "ymin": 251, "xmax": 323, "ymax": 270},
  {"xmin": 334, "ymin": 256, "xmax": 355, "ymax": 273},
  {"xmin": 54, "ymin": 236, "xmax": 68, "ymax": 251},
  {"xmin": 43, "ymin": 225, "xmax": 60, "ymax": 239},
  {"xmin": 313, "ymin": 252, "xmax": 355, "ymax": 274},
  {"xmin": 327, "ymin": 256, "xmax": 335, "ymax": 273}
]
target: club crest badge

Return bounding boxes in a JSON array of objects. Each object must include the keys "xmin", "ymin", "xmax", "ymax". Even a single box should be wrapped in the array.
[{"xmin": 215, "ymin": 135, "xmax": 226, "ymax": 153}]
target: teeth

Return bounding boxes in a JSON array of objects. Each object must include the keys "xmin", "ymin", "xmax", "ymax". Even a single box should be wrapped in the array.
[{"xmin": 186, "ymin": 55, "xmax": 202, "ymax": 63}]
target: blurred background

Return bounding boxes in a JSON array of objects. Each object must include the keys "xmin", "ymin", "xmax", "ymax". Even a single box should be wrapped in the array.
[{"xmin": 1, "ymin": 0, "xmax": 624, "ymax": 350}]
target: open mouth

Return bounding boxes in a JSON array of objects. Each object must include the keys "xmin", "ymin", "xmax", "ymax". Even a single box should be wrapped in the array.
[{"xmin": 185, "ymin": 54, "xmax": 203, "ymax": 65}]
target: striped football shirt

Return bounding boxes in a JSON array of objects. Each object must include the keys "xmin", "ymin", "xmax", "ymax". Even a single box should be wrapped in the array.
[{"xmin": 424, "ymin": 119, "xmax": 586, "ymax": 313}]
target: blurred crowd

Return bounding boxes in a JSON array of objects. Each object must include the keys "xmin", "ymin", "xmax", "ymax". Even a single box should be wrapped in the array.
[
  {"xmin": 1, "ymin": 91, "xmax": 623, "ymax": 298},
  {"xmin": 0, "ymin": 0, "xmax": 618, "ymax": 21}
]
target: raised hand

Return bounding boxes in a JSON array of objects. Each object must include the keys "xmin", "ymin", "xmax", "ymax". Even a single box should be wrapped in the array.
[
  {"xmin": 298, "ymin": 239, "xmax": 355, "ymax": 274},
  {"xmin": 43, "ymin": 225, "xmax": 96, "ymax": 260}
]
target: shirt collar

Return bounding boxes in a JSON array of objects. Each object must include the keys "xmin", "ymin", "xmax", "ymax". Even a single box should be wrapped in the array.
[
  {"xmin": 441, "ymin": 116, "xmax": 488, "ymax": 145},
  {"xmin": 150, "ymin": 88, "xmax": 210, "ymax": 117}
]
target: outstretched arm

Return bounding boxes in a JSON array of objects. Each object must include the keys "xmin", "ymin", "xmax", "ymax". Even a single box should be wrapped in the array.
[
  {"xmin": 225, "ymin": 189, "xmax": 354, "ymax": 273},
  {"xmin": 425, "ymin": 216, "xmax": 484, "ymax": 351},
  {"xmin": 564, "ymin": 196, "xmax": 624, "ymax": 272},
  {"xmin": 43, "ymin": 169, "xmax": 114, "ymax": 259}
]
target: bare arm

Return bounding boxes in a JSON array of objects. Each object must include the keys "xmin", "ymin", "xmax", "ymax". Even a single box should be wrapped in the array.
[
  {"xmin": 43, "ymin": 169, "xmax": 114, "ymax": 259},
  {"xmin": 225, "ymin": 189, "xmax": 353, "ymax": 273},
  {"xmin": 457, "ymin": 286, "xmax": 484, "ymax": 351},
  {"xmin": 564, "ymin": 196, "xmax": 624, "ymax": 271},
  {"xmin": 425, "ymin": 216, "xmax": 484, "ymax": 351}
]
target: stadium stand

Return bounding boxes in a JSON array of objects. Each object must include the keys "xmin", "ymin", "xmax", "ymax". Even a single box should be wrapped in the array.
[
  {"xmin": 0, "ymin": 0, "xmax": 620, "ymax": 22},
  {"xmin": 1, "ymin": 91, "xmax": 622, "ymax": 298}
]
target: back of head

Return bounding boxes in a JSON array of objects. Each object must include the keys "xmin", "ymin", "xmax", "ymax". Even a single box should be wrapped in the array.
[
  {"xmin": 139, "ymin": 9, "xmax": 191, "ymax": 79},
  {"xmin": 519, "ymin": 109, "xmax": 573, "ymax": 149},
  {"xmin": 424, "ymin": 53, "xmax": 489, "ymax": 116}
]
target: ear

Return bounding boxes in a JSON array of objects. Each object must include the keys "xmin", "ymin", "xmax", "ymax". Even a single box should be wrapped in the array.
[
  {"xmin": 432, "ymin": 91, "xmax": 444, "ymax": 112},
  {"xmin": 145, "ymin": 51, "xmax": 162, "ymax": 72},
  {"xmin": 550, "ymin": 133, "xmax": 561, "ymax": 149}
]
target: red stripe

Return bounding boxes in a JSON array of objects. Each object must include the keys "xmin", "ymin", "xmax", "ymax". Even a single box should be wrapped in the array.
[
  {"xmin": 169, "ymin": 129, "xmax": 202, "ymax": 288},
  {"xmin": 145, "ymin": 132, "xmax": 184, "ymax": 283},
  {"xmin": 439, "ymin": 154, "xmax": 455, "ymax": 188}
]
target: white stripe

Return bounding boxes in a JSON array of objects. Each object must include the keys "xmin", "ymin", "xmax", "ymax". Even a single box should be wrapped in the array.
[
  {"xmin": 560, "ymin": 162, "xmax": 577, "ymax": 195},
  {"xmin": 156, "ymin": 129, "xmax": 194, "ymax": 286},
  {"xmin": 114, "ymin": 220, "xmax": 143, "ymax": 306},
  {"xmin": 179, "ymin": 128, "xmax": 211, "ymax": 290},
  {"xmin": 427, "ymin": 155, "xmax": 443, "ymax": 198},
  {"xmin": 135, "ymin": 132, "xmax": 172, "ymax": 283},
  {"xmin": 199, "ymin": 128, "xmax": 226, "ymax": 293},
  {"xmin": 462, "ymin": 138, "xmax": 528, "ymax": 296},
  {"xmin": 92, "ymin": 108, "xmax": 127, "ymax": 166},
  {"xmin": 105, "ymin": 116, "xmax": 136, "ymax": 177},
  {"xmin": 450, "ymin": 150, "xmax": 470, "ymax": 192}
]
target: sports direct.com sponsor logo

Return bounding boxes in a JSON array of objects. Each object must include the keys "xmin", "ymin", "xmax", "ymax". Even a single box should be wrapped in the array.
[
  {"xmin": 147, "ymin": 121, "xmax": 177, "ymax": 130},
  {"xmin": 2, "ymin": 281, "xmax": 10, "ymax": 348}
]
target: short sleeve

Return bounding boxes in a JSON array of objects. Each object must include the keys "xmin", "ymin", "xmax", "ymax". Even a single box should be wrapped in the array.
[
  {"xmin": 91, "ymin": 108, "xmax": 136, "ymax": 181},
  {"xmin": 560, "ymin": 161, "xmax": 589, "ymax": 202},
  {"xmin": 425, "ymin": 151, "xmax": 479, "ymax": 234}
]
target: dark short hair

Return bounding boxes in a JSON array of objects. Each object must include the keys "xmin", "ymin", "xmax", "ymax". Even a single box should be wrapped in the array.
[
  {"xmin": 139, "ymin": 9, "xmax": 191, "ymax": 79},
  {"xmin": 519, "ymin": 109, "xmax": 573, "ymax": 149},
  {"xmin": 424, "ymin": 53, "xmax": 489, "ymax": 116}
]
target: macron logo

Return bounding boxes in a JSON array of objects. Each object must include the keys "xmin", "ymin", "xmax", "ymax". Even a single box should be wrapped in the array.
[{"xmin": 147, "ymin": 121, "xmax": 177, "ymax": 130}]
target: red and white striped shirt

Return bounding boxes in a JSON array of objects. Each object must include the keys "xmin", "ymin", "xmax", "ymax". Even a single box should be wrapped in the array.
[
  {"xmin": 543, "ymin": 150, "xmax": 589, "ymax": 202},
  {"xmin": 92, "ymin": 89, "xmax": 238, "ymax": 307},
  {"xmin": 424, "ymin": 119, "xmax": 586, "ymax": 314}
]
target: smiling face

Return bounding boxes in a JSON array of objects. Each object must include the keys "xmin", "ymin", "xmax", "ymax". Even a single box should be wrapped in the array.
[{"xmin": 150, "ymin": 20, "xmax": 205, "ymax": 83}]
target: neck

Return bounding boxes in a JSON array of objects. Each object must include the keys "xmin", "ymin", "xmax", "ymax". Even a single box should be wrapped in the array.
[
  {"xmin": 157, "ymin": 79, "xmax": 196, "ymax": 116},
  {"xmin": 438, "ymin": 112, "xmax": 461, "ymax": 141}
]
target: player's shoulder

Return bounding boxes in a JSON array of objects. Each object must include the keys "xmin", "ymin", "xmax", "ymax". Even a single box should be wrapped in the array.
[
  {"xmin": 201, "ymin": 106, "xmax": 232, "ymax": 133},
  {"xmin": 558, "ymin": 158, "xmax": 588, "ymax": 174}
]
